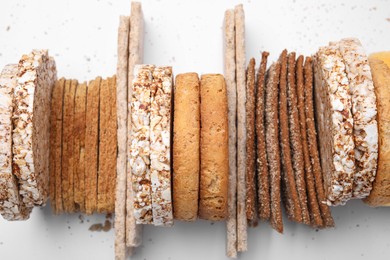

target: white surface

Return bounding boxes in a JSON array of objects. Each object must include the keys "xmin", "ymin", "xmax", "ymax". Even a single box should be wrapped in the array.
[{"xmin": 0, "ymin": 0, "xmax": 390, "ymax": 259}]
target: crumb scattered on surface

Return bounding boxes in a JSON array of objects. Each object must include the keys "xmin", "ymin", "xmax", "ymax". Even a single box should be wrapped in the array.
[
  {"xmin": 89, "ymin": 220, "xmax": 112, "ymax": 232},
  {"xmin": 6, "ymin": 26, "xmax": 10, "ymax": 31},
  {"xmin": 79, "ymin": 214, "xmax": 85, "ymax": 223},
  {"xmin": 387, "ymin": 18, "xmax": 390, "ymax": 22}
]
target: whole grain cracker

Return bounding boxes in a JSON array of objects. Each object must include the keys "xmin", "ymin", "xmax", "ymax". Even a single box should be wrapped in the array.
[
  {"xmin": 245, "ymin": 58, "xmax": 258, "ymax": 227},
  {"xmin": 224, "ymin": 8, "xmax": 238, "ymax": 258},
  {"xmin": 313, "ymin": 45, "xmax": 355, "ymax": 206},
  {"xmin": 304, "ymin": 57, "xmax": 334, "ymax": 227},
  {"xmin": 256, "ymin": 52, "xmax": 270, "ymax": 221},
  {"xmin": 0, "ymin": 64, "xmax": 31, "ymax": 220},
  {"xmin": 130, "ymin": 64, "xmax": 154, "ymax": 224},
  {"xmin": 336, "ymin": 38, "xmax": 378, "ymax": 199},
  {"xmin": 278, "ymin": 50, "xmax": 302, "ymax": 223},
  {"xmin": 295, "ymin": 56, "xmax": 323, "ymax": 227},
  {"xmin": 73, "ymin": 82, "xmax": 87, "ymax": 212},
  {"xmin": 85, "ymin": 77, "xmax": 101, "ymax": 215},
  {"xmin": 150, "ymin": 67, "xmax": 173, "ymax": 226},
  {"xmin": 13, "ymin": 50, "xmax": 57, "ymax": 207},
  {"xmin": 265, "ymin": 62, "xmax": 283, "ymax": 233},
  {"xmin": 234, "ymin": 3, "xmax": 247, "ymax": 252},
  {"xmin": 126, "ymin": 1, "xmax": 144, "ymax": 247},
  {"xmin": 115, "ymin": 15, "xmax": 130, "ymax": 260}
]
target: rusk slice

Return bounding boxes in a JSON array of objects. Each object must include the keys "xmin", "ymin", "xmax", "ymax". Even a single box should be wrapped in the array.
[
  {"xmin": 199, "ymin": 74, "xmax": 229, "ymax": 221},
  {"xmin": 224, "ymin": 8, "xmax": 237, "ymax": 258},
  {"xmin": 235, "ymin": 4, "xmax": 247, "ymax": 252},
  {"xmin": 265, "ymin": 62, "xmax": 283, "ymax": 233},
  {"xmin": 130, "ymin": 64, "xmax": 154, "ymax": 224},
  {"xmin": 98, "ymin": 77, "xmax": 117, "ymax": 213},
  {"xmin": 85, "ymin": 77, "xmax": 101, "ymax": 215},
  {"xmin": 256, "ymin": 52, "xmax": 270, "ymax": 221},
  {"xmin": 304, "ymin": 57, "xmax": 334, "ymax": 226},
  {"xmin": 13, "ymin": 50, "xmax": 57, "ymax": 207},
  {"xmin": 50, "ymin": 78, "xmax": 65, "ymax": 214},
  {"xmin": 365, "ymin": 53, "xmax": 390, "ymax": 206},
  {"xmin": 313, "ymin": 45, "xmax": 355, "ymax": 206},
  {"xmin": 245, "ymin": 58, "xmax": 257, "ymax": 226},
  {"xmin": 150, "ymin": 67, "xmax": 173, "ymax": 226},
  {"xmin": 115, "ymin": 15, "xmax": 130, "ymax": 260},
  {"xmin": 278, "ymin": 50, "xmax": 302, "ymax": 223},
  {"xmin": 295, "ymin": 56, "xmax": 323, "ymax": 227},
  {"xmin": 62, "ymin": 79, "xmax": 77, "ymax": 213},
  {"xmin": 73, "ymin": 82, "xmax": 87, "ymax": 212},
  {"xmin": 173, "ymin": 73, "xmax": 200, "ymax": 221},
  {"xmin": 0, "ymin": 64, "xmax": 31, "ymax": 220},
  {"xmin": 126, "ymin": 1, "xmax": 144, "ymax": 247},
  {"xmin": 336, "ymin": 38, "xmax": 378, "ymax": 199}
]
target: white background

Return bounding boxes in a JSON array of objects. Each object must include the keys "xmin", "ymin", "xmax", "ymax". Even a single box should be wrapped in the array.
[{"xmin": 1, "ymin": 0, "xmax": 390, "ymax": 259}]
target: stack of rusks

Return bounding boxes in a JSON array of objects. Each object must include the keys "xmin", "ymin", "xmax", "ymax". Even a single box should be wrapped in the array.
[{"xmin": 1, "ymin": 1, "xmax": 390, "ymax": 260}]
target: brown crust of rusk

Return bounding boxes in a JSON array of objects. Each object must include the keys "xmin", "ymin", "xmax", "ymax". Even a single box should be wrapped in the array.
[
  {"xmin": 50, "ymin": 78, "xmax": 65, "ymax": 214},
  {"xmin": 85, "ymin": 77, "xmax": 101, "ymax": 215},
  {"xmin": 115, "ymin": 15, "xmax": 130, "ymax": 260},
  {"xmin": 73, "ymin": 82, "xmax": 87, "ymax": 212},
  {"xmin": 304, "ymin": 57, "xmax": 334, "ymax": 227},
  {"xmin": 98, "ymin": 77, "xmax": 117, "ymax": 213},
  {"xmin": 234, "ymin": 4, "xmax": 247, "ymax": 252},
  {"xmin": 265, "ymin": 62, "xmax": 283, "ymax": 233},
  {"xmin": 199, "ymin": 74, "xmax": 229, "ymax": 221},
  {"xmin": 173, "ymin": 73, "xmax": 200, "ymax": 221},
  {"xmin": 62, "ymin": 79, "xmax": 77, "ymax": 213},
  {"xmin": 365, "ymin": 55, "xmax": 390, "ymax": 206},
  {"xmin": 287, "ymin": 52, "xmax": 310, "ymax": 225},
  {"xmin": 278, "ymin": 50, "xmax": 302, "ymax": 223},
  {"xmin": 224, "ymin": 8, "xmax": 237, "ymax": 258},
  {"xmin": 295, "ymin": 56, "xmax": 323, "ymax": 227},
  {"xmin": 126, "ymin": 1, "xmax": 144, "ymax": 248},
  {"xmin": 245, "ymin": 58, "xmax": 257, "ymax": 226},
  {"xmin": 256, "ymin": 52, "xmax": 270, "ymax": 221}
]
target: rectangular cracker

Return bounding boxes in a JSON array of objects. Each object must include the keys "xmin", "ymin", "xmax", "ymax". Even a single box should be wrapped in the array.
[
  {"xmin": 150, "ymin": 67, "xmax": 173, "ymax": 226},
  {"xmin": 245, "ymin": 58, "xmax": 257, "ymax": 226},
  {"xmin": 172, "ymin": 73, "xmax": 200, "ymax": 222},
  {"xmin": 199, "ymin": 74, "xmax": 229, "ymax": 221},
  {"xmin": 115, "ymin": 15, "xmax": 130, "ymax": 260},
  {"xmin": 304, "ymin": 57, "xmax": 334, "ymax": 227},
  {"xmin": 85, "ymin": 77, "xmax": 101, "ymax": 215},
  {"xmin": 256, "ymin": 52, "xmax": 270, "ymax": 221},
  {"xmin": 62, "ymin": 79, "xmax": 77, "ymax": 213},
  {"xmin": 224, "ymin": 8, "xmax": 237, "ymax": 258},
  {"xmin": 126, "ymin": 1, "xmax": 144, "ymax": 247},
  {"xmin": 295, "ymin": 55, "xmax": 323, "ymax": 227},
  {"xmin": 265, "ymin": 62, "xmax": 283, "ymax": 233},
  {"xmin": 51, "ymin": 78, "xmax": 65, "ymax": 214},
  {"xmin": 234, "ymin": 4, "xmax": 247, "ymax": 252},
  {"xmin": 279, "ymin": 50, "xmax": 302, "ymax": 223},
  {"xmin": 73, "ymin": 82, "xmax": 87, "ymax": 212},
  {"xmin": 130, "ymin": 65, "xmax": 154, "ymax": 224}
]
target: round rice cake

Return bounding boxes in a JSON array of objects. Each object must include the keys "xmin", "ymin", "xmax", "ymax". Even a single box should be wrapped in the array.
[
  {"xmin": 13, "ymin": 49, "xmax": 57, "ymax": 207},
  {"xmin": 336, "ymin": 38, "xmax": 378, "ymax": 199},
  {"xmin": 313, "ymin": 45, "xmax": 355, "ymax": 206},
  {"xmin": 0, "ymin": 64, "xmax": 32, "ymax": 220}
]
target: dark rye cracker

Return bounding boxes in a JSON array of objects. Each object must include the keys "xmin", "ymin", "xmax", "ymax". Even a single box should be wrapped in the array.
[
  {"xmin": 304, "ymin": 57, "xmax": 334, "ymax": 227},
  {"xmin": 50, "ymin": 78, "xmax": 65, "ymax": 214},
  {"xmin": 287, "ymin": 52, "xmax": 310, "ymax": 225},
  {"xmin": 85, "ymin": 77, "xmax": 101, "ymax": 215},
  {"xmin": 295, "ymin": 56, "xmax": 323, "ymax": 227},
  {"xmin": 245, "ymin": 58, "xmax": 257, "ymax": 226},
  {"xmin": 62, "ymin": 79, "xmax": 77, "ymax": 213},
  {"xmin": 73, "ymin": 82, "xmax": 87, "ymax": 212},
  {"xmin": 255, "ymin": 52, "xmax": 270, "ymax": 221},
  {"xmin": 278, "ymin": 50, "xmax": 302, "ymax": 223},
  {"xmin": 265, "ymin": 62, "xmax": 283, "ymax": 233}
]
